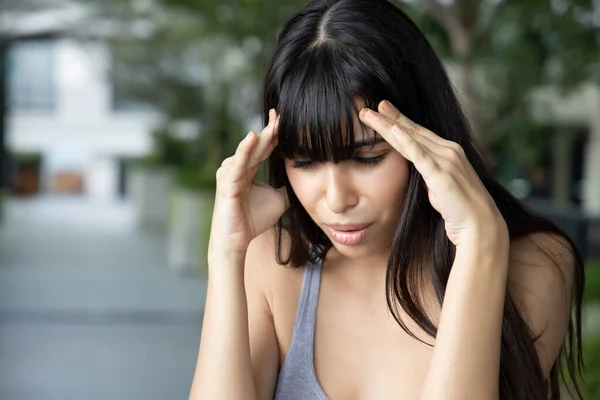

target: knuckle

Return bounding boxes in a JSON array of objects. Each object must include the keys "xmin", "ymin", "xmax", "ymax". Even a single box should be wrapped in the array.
[
  {"xmin": 443, "ymin": 147, "xmax": 459, "ymax": 162},
  {"xmin": 442, "ymin": 144, "xmax": 464, "ymax": 165},
  {"xmin": 449, "ymin": 142, "xmax": 464, "ymax": 155},
  {"xmin": 236, "ymin": 136, "xmax": 250, "ymax": 153},
  {"xmin": 220, "ymin": 157, "xmax": 232, "ymax": 168},
  {"xmin": 406, "ymin": 119, "xmax": 421, "ymax": 132},
  {"xmin": 404, "ymin": 126, "xmax": 418, "ymax": 138},
  {"xmin": 216, "ymin": 167, "xmax": 226, "ymax": 180},
  {"xmin": 415, "ymin": 147, "xmax": 431, "ymax": 164}
]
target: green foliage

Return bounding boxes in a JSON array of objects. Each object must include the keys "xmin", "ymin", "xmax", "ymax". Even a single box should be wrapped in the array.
[
  {"xmin": 137, "ymin": 124, "xmax": 191, "ymax": 168},
  {"xmin": 396, "ymin": 0, "xmax": 599, "ymax": 172},
  {"xmin": 585, "ymin": 262, "xmax": 600, "ymax": 304},
  {"xmin": 94, "ymin": 0, "xmax": 600, "ymax": 186},
  {"xmin": 580, "ymin": 261, "xmax": 600, "ymax": 398},
  {"xmin": 492, "ymin": 123, "xmax": 552, "ymax": 182},
  {"xmin": 175, "ymin": 164, "xmax": 217, "ymax": 191},
  {"xmin": 11, "ymin": 152, "xmax": 41, "ymax": 166},
  {"xmin": 160, "ymin": 0, "xmax": 306, "ymax": 50},
  {"xmin": 582, "ymin": 327, "xmax": 600, "ymax": 399}
]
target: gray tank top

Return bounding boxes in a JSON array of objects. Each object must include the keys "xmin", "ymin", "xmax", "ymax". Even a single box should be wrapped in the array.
[
  {"xmin": 272, "ymin": 256, "xmax": 419, "ymax": 400},
  {"xmin": 273, "ymin": 257, "xmax": 329, "ymax": 399}
]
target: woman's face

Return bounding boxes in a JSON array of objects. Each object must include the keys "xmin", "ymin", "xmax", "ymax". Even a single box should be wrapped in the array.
[{"xmin": 284, "ymin": 108, "xmax": 410, "ymax": 260}]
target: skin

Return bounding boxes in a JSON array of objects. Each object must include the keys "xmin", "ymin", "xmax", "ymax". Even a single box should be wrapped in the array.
[
  {"xmin": 284, "ymin": 103, "xmax": 409, "ymax": 271},
  {"xmin": 189, "ymin": 100, "xmax": 574, "ymax": 400}
]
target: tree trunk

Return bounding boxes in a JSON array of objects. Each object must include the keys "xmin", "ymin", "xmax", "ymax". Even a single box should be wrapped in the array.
[
  {"xmin": 0, "ymin": 44, "xmax": 8, "ymax": 194},
  {"xmin": 551, "ymin": 128, "xmax": 574, "ymax": 208}
]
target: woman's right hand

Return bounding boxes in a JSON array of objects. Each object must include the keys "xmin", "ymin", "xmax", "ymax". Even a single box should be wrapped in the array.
[{"xmin": 207, "ymin": 109, "xmax": 288, "ymax": 261}]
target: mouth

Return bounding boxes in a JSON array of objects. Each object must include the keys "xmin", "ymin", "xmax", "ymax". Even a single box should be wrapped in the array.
[
  {"xmin": 324, "ymin": 223, "xmax": 372, "ymax": 245},
  {"xmin": 325, "ymin": 223, "xmax": 371, "ymax": 231}
]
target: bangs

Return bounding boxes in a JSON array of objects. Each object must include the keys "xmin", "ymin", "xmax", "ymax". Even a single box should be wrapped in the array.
[{"xmin": 275, "ymin": 45, "xmax": 388, "ymax": 162}]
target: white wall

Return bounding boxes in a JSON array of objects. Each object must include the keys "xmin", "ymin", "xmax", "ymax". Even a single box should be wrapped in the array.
[{"xmin": 8, "ymin": 39, "xmax": 160, "ymax": 200}]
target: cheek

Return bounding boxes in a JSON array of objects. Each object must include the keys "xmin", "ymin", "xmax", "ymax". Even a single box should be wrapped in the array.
[
  {"xmin": 369, "ymin": 155, "xmax": 409, "ymax": 206},
  {"xmin": 285, "ymin": 165, "xmax": 313, "ymax": 207}
]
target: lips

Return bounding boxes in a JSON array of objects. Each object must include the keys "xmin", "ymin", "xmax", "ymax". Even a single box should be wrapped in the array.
[
  {"xmin": 325, "ymin": 223, "xmax": 371, "ymax": 232},
  {"xmin": 324, "ymin": 223, "xmax": 372, "ymax": 245}
]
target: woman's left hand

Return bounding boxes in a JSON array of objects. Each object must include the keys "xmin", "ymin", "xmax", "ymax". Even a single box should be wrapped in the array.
[{"xmin": 359, "ymin": 100, "xmax": 508, "ymax": 247}]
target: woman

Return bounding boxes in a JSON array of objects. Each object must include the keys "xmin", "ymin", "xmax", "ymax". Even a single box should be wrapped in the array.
[{"xmin": 190, "ymin": 0, "xmax": 585, "ymax": 399}]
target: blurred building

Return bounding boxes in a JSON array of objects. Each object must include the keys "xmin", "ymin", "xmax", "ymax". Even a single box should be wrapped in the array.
[
  {"xmin": 4, "ymin": 5, "xmax": 159, "ymax": 201},
  {"xmin": 4, "ymin": 4, "xmax": 600, "ymax": 214},
  {"xmin": 529, "ymin": 83, "xmax": 600, "ymax": 214}
]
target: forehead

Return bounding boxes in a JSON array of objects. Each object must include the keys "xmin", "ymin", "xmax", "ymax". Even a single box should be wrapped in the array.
[
  {"xmin": 276, "ymin": 92, "xmax": 386, "ymax": 161},
  {"xmin": 288, "ymin": 115, "xmax": 379, "ymax": 154}
]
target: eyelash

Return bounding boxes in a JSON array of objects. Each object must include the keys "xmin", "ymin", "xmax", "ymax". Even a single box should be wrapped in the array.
[{"xmin": 290, "ymin": 155, "xmax": 385, "ymax": 170}]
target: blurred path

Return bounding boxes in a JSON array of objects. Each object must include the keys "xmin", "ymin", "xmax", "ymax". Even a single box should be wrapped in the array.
[{"xmin": 0, "ymin": 197, "xmax": 207, "ymax": 400}]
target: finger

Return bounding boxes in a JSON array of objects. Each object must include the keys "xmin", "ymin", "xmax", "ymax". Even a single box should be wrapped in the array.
[
  {"xmin": 379, "ymin": 101, "xmax": 468, "ymax": 170},
  {"xmin": 255, "ymin": 112, "xmax": 279, "ymax": 162},
  {"xmin": 265, "ymin": 114, "xmax": 280, "ymax": 152},
  {"xmin": 248, "ymin": 109, "xmax": 278, "ymax": 166},
  {"xmin": 359, "ymin": 108, "xmax": 447, "ymax": 157},
  {"xmin": 262, "ymin": 114, "xmax": 280, "ymax": 158},
  {"xmin": 377, "ymin": 100, "xmax": 452, "ymax": 148},
  {"xmin": 358, "ymin": 108, "xmax": 440, "ymax": 179},
  {"xmin": 231, "ymin": 131, "xmax": 258, "ymax": 183},
  {"xmin": 391, "ymin": 125, "xmax": 440, "ymax": 180},
  {"xmin": 269, "ymin": 114, "xmax": 280, "ymax": 148}
]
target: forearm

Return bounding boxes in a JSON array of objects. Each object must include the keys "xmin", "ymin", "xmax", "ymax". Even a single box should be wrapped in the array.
[
  {"xmin": 189, "ymin": 254, "xmax": 258, "ymax": 400},
  {"xmin": 420, "ymin": 231, "xmax": 509, "ymax": 400}
]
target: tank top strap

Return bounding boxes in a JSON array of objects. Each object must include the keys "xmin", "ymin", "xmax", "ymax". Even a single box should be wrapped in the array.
[
  {"xmin": 274, "ymin": 255, "xmax": 327, "ymax": 400},
  {"xmin": 289, "ymin": 256, "xmax": 323, "ymax": 347}
]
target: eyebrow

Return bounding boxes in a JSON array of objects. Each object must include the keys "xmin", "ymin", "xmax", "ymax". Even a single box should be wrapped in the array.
[{"xmin": 291, "ymin": 136, "xmax": 386, "ymax": 157}]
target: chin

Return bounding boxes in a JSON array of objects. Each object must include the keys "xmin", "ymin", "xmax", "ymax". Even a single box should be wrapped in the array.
[{"xmin": 327, "ymin": 240, "xmax": 380, "ymax": 260}]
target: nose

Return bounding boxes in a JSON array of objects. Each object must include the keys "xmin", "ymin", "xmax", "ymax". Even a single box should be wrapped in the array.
[{"xmin": 324, "ymin": 163, "xmax": 358, "ymax": 214}]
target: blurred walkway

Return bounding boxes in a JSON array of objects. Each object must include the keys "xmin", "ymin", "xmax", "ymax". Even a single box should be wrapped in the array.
[{"xmin": 0, "ymin": 197, "xmax": 207, "ymax": 400}]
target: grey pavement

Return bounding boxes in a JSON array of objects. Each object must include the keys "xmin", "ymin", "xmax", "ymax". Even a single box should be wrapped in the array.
[{"xmin": 0, "ymin": 197, "xmax": 207, "ymax": 400}]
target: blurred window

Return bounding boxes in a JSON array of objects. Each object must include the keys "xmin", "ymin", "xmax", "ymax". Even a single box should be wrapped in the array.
[
  {"xmin": 8, "ymin": 40, "xmax": 56, "ymax": 110},
  {"xmin": 110, "ymin": 48, "xmax": 154, "ymax": 112}
]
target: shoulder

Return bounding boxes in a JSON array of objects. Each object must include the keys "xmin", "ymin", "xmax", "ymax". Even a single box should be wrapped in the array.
[
  {"xmin": 507, "ymin": 231, "xmax": 575, "ymax": 308},
  {"xmin": 245, "ymin": 227, "xmax": 304, "ymax": 302},
  {"xmin": 507, "ymin": 231, "xmax": 576, "ymax": 376},
  {"xmin": 246, "ymin": 228, "xmax": 307, "ymax": 361},
  {"xmin": 243, "ymin": 229, "xmax": 304, "ymax": 398}
]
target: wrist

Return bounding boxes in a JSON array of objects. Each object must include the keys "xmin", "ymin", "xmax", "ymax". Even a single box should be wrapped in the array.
[
  {"xmin": 463, "ymin": 213, "xmax": 508, "ymax": 248},
  {"xmin": 456, "ymin": 223, "xmax": 509, "ymax": 264},
  {"xmin": 208, "ymin": 251, "xmax": 247, "ymax": 273}
]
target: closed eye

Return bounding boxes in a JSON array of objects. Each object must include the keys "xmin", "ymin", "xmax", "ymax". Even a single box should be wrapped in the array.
[{"xmin": 290, "ymin": 155, "xmax": 385, "ymax": 169}]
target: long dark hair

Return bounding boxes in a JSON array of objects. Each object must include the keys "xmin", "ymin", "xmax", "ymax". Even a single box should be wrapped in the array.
[{"xmin": 262, "ymin": 0, "xmax": 585, "ymax": 398}]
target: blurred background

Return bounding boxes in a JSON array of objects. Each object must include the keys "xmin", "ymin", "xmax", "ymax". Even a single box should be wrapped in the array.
[{"xmin": 0, "ymin": 0, "xmax": 599, "ymax": 398}]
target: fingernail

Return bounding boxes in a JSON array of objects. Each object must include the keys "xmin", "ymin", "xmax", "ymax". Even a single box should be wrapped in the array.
[
  {"xmin": 381, "ymin": 101, "xmax": 392, "ymax": 112},
  {"xmin": 365, "ymin": 110, "xmax": 379, "ymax": 120}
]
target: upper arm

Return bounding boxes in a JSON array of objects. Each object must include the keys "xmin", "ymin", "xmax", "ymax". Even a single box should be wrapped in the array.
[
  {"xmin": 244, "ymin": 229, "xmax": 282, "ymax": 400},
  {"xmin": 507, "ymin": 232, "xmax": 575, "ymax": 377}
]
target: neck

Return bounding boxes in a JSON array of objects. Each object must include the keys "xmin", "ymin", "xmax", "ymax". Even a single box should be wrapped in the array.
[{"xmin": 324, "ymin": 243, "xmax": 390, "ymax": 292}]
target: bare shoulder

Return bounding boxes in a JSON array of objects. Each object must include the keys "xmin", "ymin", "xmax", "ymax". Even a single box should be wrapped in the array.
[
  {"xmin": 246, "ymin": 227, "xmax": 306, "ymax": 363},
  {"xmin": 508, "ymin": 231, "xmax": 575, "ymax": 294},
  {"xmin": 510, "ymin": 230, "xmax": 574, "ymax": 264},
  {"xmin": 507, "ymin": 231, "xmax": 577, "ymax": 376},
  {"xmin": 246, "ymin": 227, "xmax": 304, "ymax": 304},
  {"xmin": 242, "ymin": 228, "xmax": 305, "ymax": 397}
]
